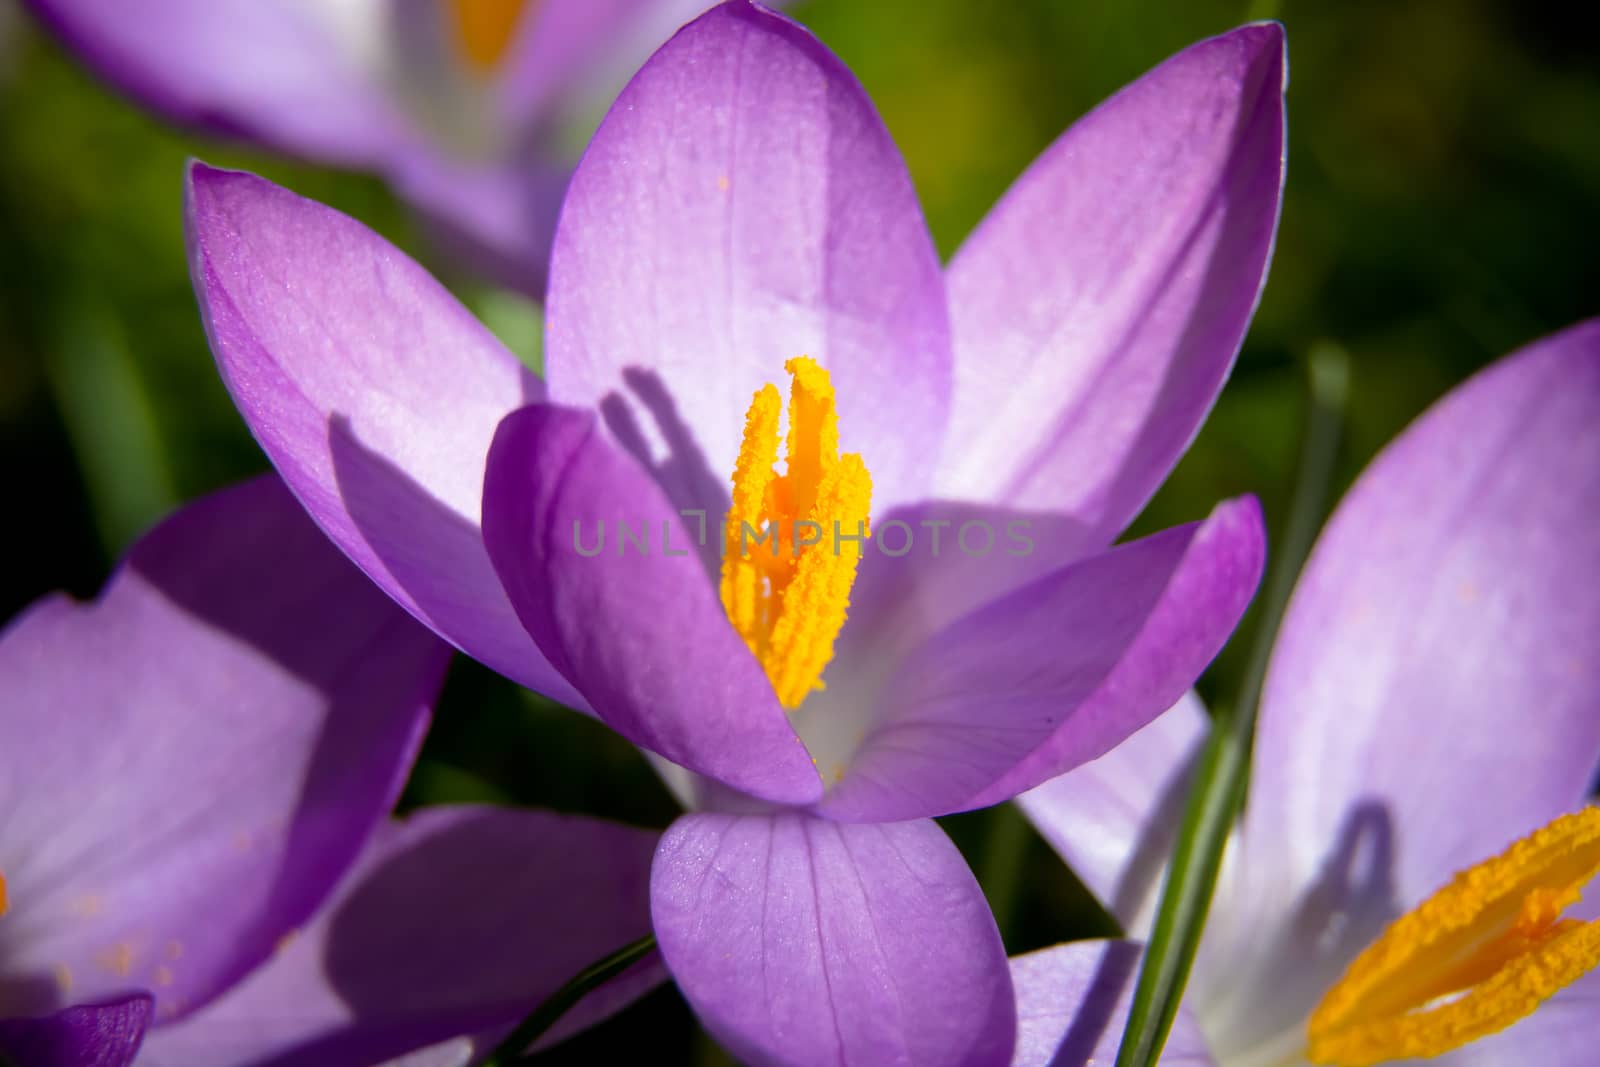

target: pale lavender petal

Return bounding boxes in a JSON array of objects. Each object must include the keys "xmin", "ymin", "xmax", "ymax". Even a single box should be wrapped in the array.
[
  {"xmin": 138, "ymin": 807, "xmax": 663, "ymax": 1067},
  {"xmin": 652, "ymin": 811, "xmax": 1014, "ymax": 1067},
  {"xmin": 0, "ymin": 477, "xmax": 448, "ymax": 1025},
  {"xmin": 482, "ymin": 404, "xmax": 821, "ymax": 806},
  {"xmin": 0, "ymin": 995, "xmax": 151, "ymax": 1067},
  {"xmin": 1018, "ymin": 693, "xmax": 1209, "ymax": 937},
  {"xmin": 495, "ymin": 0, "xmax": 730, "ymax": 130},
  {"xmin": 1010, "ymin": 942, "xmax": 1215, "ymax": 1067},
  {"xmin": 22, "ymin": 0, "xmax": 415, "ymax": 165},
  {"xmin": 937, "ymin": 24, "xmax": 1286, "ymax": 547},
  {"xmin": 829, "ymin": 502, "xmax": 1107, "ymax": 694},
  {"xmin": 1196, "ymin": 321, "xmax": 1600, "ymax": 1054},
  {"xmin": 1247, "ymin": 319, "xmax": 1600, "ymax": 900},
  {"xmin": 386, "ymin": 150, "xmax": 571, "ymax": 300},
  {"xmin": 818, "ymin": 498, "xmax": 1262, "ymax": 822},
  {"xmin": 544, "ymin": 0, "xmax": 951, "ymax": 514},
  {"xmin": 184, "ymin": 163, "xmax": 582, "ymax": 707}
]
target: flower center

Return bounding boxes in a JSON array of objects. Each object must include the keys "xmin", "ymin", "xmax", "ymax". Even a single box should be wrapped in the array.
[
  {"xmin": 720, "ymin": 357, "xmax": 872, "ymax": 709},
  {"xmin": 448, "ymin": 0, "xmax": 530, "ymax": 72},
  {"xmin": 1307, "ymin": 806, "xmax": 1600, "ymax": 1066}
]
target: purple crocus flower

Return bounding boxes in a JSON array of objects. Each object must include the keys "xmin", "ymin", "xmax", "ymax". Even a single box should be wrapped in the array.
[
  {"xmin": 1019, "ymin": 321, "xmax": 1600, "ymax": 1066},
  {"xmin": 0, "ymin": 479, "xmax": 663, "ymax": 1067},
  {"xmin": 181, "ymin": 3, "xmax": 1286, "ymax": 1063},
  {"xmin": 22, "ymin": 0, "xmax": 729, "ymax": 293}
]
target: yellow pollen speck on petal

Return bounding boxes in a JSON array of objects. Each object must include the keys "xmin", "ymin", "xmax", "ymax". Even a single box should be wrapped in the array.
[
  {"xmin": 719, "ymin": 357, "xmax": 872, "ymax": 708},
  {"xmin": 448, "ymin": 0, "xmax": 531, "ymax": 72},
  {"xmin": 1307, "ymin": 806, "xmax": 1600, "ymax": 1066},
  {"xmin": 71, "ymin": 894, "xmax": 103, "ymax": 918},
  {"xmin": 97, "ymin": 942, "xmax": 136, "ymax": 978},
  {"xmin": 0, "ymin": 869, "xmax": 8, "ymax": 919},
  {"xmin": 164, "ymin": 940, "xmax": 185, "ymax": 961},
  {"xmin": 54, "ymin": 964, "xmax": 73, "ymax": 994},
  {"xmin": 717, "ymin": 175, "xmax": 731, "ymax": 192}
]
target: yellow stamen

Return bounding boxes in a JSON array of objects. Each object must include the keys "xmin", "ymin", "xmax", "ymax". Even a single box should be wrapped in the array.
[
  {"xmin": 0, "ymin": 869, "xmax": 8, "ymax": 918},
  {"xmin": 720, "ymin": 357, "xmax": 872, "ymax": 708},
  {"xmin": 1308, "ymin": 807, "xmax": 1600, "ymax": 1066},
  {"xmin": 447, "ymin": 0, "xmax": 530, "ymax": 72}
]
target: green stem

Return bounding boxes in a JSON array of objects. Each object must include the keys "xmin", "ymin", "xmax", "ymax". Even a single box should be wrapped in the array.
[
  {"xmin": 978, "ymin": 801, "xmax": 1032, "ymax": 938},
  {"xmin": 1112, "ymin": 344, "xmax": 1349, "ymax": 1067},
  {"xmin": 484, "ymin": 933, "xmax": 657, "ymax": 1067}
]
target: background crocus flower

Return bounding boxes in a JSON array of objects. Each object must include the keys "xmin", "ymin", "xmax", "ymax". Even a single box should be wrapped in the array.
[
  {"xmin": 0, "ymin": 476, "xmax": 451, "ymax": 1065},
  {"xmin": 22, "ymin": 0, "xmax": 729, "ymax": 294},
  {"xmin": 0, "ymin": 478, "xmax": 667, "ymax": 1067},
  {"xmin": 1020, "ymin": 320, "xmax": 1600, "ymax": 1066},
  {"xmin": 181, "ymin": 2, "xmax": 1285, "ymax": 1062},
  {"xmin": 138, "ymin": 806, "xmax": 662, "ymax": 1067}
]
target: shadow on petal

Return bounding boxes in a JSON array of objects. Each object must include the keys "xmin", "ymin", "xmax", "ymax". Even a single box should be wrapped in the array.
[
  {"xmin": 1203, "ymin": 801, "xmax": 1397, "ymax": 1055},
  {"xmin": 598, "ymin": 366, "xmax": 731, "ymax": 578},
  {"xmin": 328, "ymin": 415, "xmax": 586, "ymax": 710}
]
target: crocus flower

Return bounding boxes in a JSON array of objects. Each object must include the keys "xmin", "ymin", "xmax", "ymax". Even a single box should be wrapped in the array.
[
  {"xmin": 1019, "ymin": 320, "xmax": 1600, "ymax": 1066},
  {"xmin": 182, "ymin": 3, "xmax": 1286, "ymax": 1063},
  {"xmin": 0, "ymin": 478, "xmax": 662, "ymax": 1067},
  {"xmin": 23, "ymin": 0, "xmax": 728, "ymax": 293},
  {"xmin": 137, "ymin": 806, "xmax": 663, "ymax": 1067}
]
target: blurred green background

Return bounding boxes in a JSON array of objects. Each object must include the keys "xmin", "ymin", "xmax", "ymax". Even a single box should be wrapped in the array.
[{"xmin": 1, "ymin": 0, "xmax": 1595, "ymax": 1060}]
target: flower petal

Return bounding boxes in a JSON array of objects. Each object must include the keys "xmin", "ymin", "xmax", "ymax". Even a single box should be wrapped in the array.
[
  {"xmin": 936, "ymin": 24, "xmax": 1286, "ymax": 546},
  {"xmin": 544, "ymin": 0, "xmax": 951, "ymax": 513},
  {"xmin": 0, "ymin": 995, "xmax": 151, "ymax": 1067},
  {"xmin": 1010, "ymin": 942, "xmax": 1216, "ymax": 1067},
  {"xmin": 0, "ymin": 477, "xmax": 448, "ymax": 1024},
  {"xmin": 1017, "ymin": 693, "xmax": 1209, "ymax": 937},
  {"xmin": 651, "ymin": 811, "xmax": 1014, "ymax": 1067},
  {"xmin": 1249, "ymin": 320, "xmax": 1600, "ymax": 899},
  {"xmin": 24, "ymin": 0, "xmax": 415, "ymax": 165},
  {"xmin": 138, "ymin": 807, "xmax": 663, "ymax": 1067},
  {"xmin": 387, "ymin": 149, "xmax": 572, "ymax": 299},
  {"xmin": 817, "ymin": 498, "xmax": 1263, "ymax": 822},
  {"xmin": 481, "ymin": 403, "xmax": 821, "ymax": 806},
  {"xmin": 495, "ymin": 0, "xmax": 732, "ymax": 130},
  {"xmin": 1196, "ymin": 321, "xmax": 1600, "ymax": 1055},
  {"xmin": 184, "ymin": 162, "xmax": 581, "ymax": 706}
]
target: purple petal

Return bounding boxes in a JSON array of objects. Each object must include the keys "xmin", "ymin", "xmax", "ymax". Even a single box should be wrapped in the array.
[
  {"xmin": 387, "ymin": 150, "xmax": 572, "ymax": 300},
  {"xmin": 818, "ymin": 498, "xmax": 1263, "ymax": 822},
  {"xmin": 1197, "ymin": 321, "xmax": 1600, "ymax": 1053},
  {"xmin": 0, "ymin": 995, "xmax": 151, "ymax": 1067},
  {"xmin": 1249, "ymin": 319, "xmax": 1600, "ymax": 898},
  {"xmin": 496, "ymin": 0, "xmax": 731, "ymax": 129},
  {"xmin": 0, "ymin": 477, "xmax": 448, "ymax": 1025},
  {"xmin": 1010, "ymin": 942, "xmax": 1216, "ymax": 1067},
  {"xmin": 1017, "ymin": 693, "xmax": 1209, "ymax": 936},
  {"xmin": 481, "ymin": 404, "xmax": 821, "ymax": 806},
  {"xmin": 937, "ymin": 24, "xmax": 1286, "ymax": 547},
  {"xmin": 22, "ymin": 0, "xmax": 415, "ymax": 165},
  {"xmin": 652, "ymin": 811, "xmax": 1014, "ymax": 1067},
  {"xmin": 544, "ymin": 0, "xmax": 951, "ymax": 514},
  {"xmin": 138, "ymin": 807, "xmax": 663, "ymax": 1067},
  {"xmin": 183, "ymin": 162, "xmax": 582, "ymax": 707}
]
